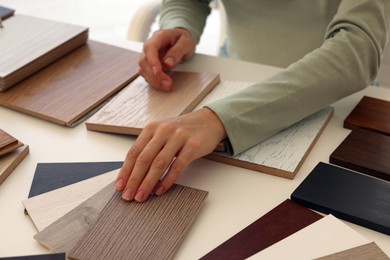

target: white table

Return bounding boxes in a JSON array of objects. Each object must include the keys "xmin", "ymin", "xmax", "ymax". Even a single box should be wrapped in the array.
[{"xmin": 1, "ymin": 38, "xmax": 390, "ymax": 259}]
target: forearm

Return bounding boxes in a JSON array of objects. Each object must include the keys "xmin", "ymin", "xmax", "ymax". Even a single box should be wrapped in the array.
[{"xmin": 159, "ymin": 0, "xmax": 212, "ymax": 43}]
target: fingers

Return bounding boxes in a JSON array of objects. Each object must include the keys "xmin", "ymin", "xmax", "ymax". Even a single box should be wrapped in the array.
[{"xmin": 138, "ymin": 28, "xmax": 196, "ymax": 91}]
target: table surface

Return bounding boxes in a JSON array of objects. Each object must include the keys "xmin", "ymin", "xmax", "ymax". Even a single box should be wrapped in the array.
[{"xmin": 1, "ymin": 38, "xmax": 390, "ymax": 259}]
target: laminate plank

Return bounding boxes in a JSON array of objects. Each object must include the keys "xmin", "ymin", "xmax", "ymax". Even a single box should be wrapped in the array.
[
  {"xmin": 23, "ymin": 169, "xmax": 119, "ymax": 231},
  {"xmin": 196, "ymin": 81, "xmax": 333, "ymax": 179},
  {"xmin": 68, "ymin": 184, "xmax": 208, "ymax": 260},
  {"xmin": 248, "ymin": 215, "xmax": 371, "ymax": 259},
  {"xmin": 330, "ymin": 128, "xmax": 390, "ymax": 181},
  {"xmin": 0, "ymin": 145, "xmax": 29, "ymax": 185},
  {"xmin": 28, "ymin": 161, "xmax": 123, "ymax": 198},
  {"xmin": 315, "ymin": 242, "xmax": 389, "ymax": 260},
  {"xmin": 0, "ymin": 253, "xmax": 65, "ymax": 260},
  {"xmin": 0, "ymin": 6, "xmax": 15, "ymax": 20},
  {"xmin": 344, "ymin": 96, "xmax": 390, "ymax": 136},
  {"xmin": 86, "ymin": 71, "xmax": 220, "ymax": 135},
  {"xmin": 291, "ymin": 162, "xmax": 390, "ymax": 236},
  {"xmin": 0, "ymin": 40, "xmax": 140, "ymax": 126},
  {"xmin": 0, "ymin": 14, "xmax": 88, "ymax": 90},
  {"xmin": 0, "ymin": 128, "xmax": 21, "ymax": 156},
  {"xmin": 201, "ymin": 199, "xmax": 323, "ymax": 260},
  {"xmin": 34, "ymin": 182, "xmax": 116, "ymax": 254}
]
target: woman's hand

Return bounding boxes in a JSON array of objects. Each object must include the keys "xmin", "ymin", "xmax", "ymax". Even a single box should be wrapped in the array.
[
  {"xmin": 115, "ymin": 108, "xmax": 227, "ymax": 202},
  {"xmin": 138, "ymin": 28, "xmax": 196, "ymax": 91}
]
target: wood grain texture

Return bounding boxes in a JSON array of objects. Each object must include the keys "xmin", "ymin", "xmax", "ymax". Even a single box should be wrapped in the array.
[
  {"xmin": 28, "ymin": 161, "xmax": 122, "ymax": 198},
  {"xmin": 0, "ymin": 6, "xmax": 15, "ymax": 20},
  {"xmin": 196, "ymin": 81, "xmax": 333, "ymax": 179},
  {"xmin": 0, "ymin": 145, "xmax": 29, "ymax": 185},
  {"xmin": 291, "ymin": 162, "xmax": 390, "ymax": 236},
  {"xmin": 0, "ymin": 128, "xmax": 21, "ymax": 156},
  {"xmin": 344, "ymin": 96, "xmax": 390, "ymax": 136},
  {"xmin": 330, "ymin": 128, "xmax": 390, "ymax": 181},
  {"xmin": 0, "ymin": 14, "xmax": 88, "ymax": 90},
  {"xmin": 0, "ymin": 40, "xmax": 140, "ymax": 126},
  {"xmin": 86, "ymin": 71, "xmax": 220, "ymax": 135},
  {"xmin": 315, "ymin": 242, "xmax": 389, "ymax": 260},
  {"xmin": 34, "ymin": 182, "xmax": 116, "ymax": 254},
  {"xmin": 23, "ymin": 169, "xmax": 119, "ymax": 231},
  {"xmin": 69, "ymin": 184, "xmax": 208, "ymax": 260},
  {"xmin": 201, "ymin": 199, "xmax": 322, "ymax": 260}
]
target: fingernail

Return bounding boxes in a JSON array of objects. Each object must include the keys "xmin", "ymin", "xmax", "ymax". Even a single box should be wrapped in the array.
[
  {"xmin": 154, "ymin": 185, "xmax": 165, "ymax": 196},
  {"xmin": 135, "ymin": 190, "xmax": 145, "ymax": 202},
  {"xmin": 115, "ymin": 179, "xmax": 123, "ymax": 190},
  {"xmin": 164, "ymin": 57, "xmax": 174, "ymax": 67},
  {"xmin": 152, "ymin": 66, "xmax": 157, "ymax": 76},
  {"xmin": 161, "ymin": 80, "xmax": 171, "ymax": 91},
  {"xmin": 122, "ymin": 188, "xmax": 133, "ymax": 201}
]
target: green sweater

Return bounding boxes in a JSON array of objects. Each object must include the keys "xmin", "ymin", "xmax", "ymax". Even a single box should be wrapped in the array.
[{"xmin": 160, "ymin": 0, "xmax": 390, "ymax": 155}]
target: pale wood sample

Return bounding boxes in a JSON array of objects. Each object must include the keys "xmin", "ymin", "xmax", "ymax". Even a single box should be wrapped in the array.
[
  {"xmin": 68, "ymin": 185, "xmax": 208, "ymax": 260},
  {"xmin": 0, "ymin": 40, "xmax": 140, "ymax": 126},
  {"xmin": 86, "ymin": 71, "xmax": 220, "ymax": 135},
  {"xmin": 34, "ymin": 182, "xmax": 116, "ymax": 254},
  {"xmin": 248, "ymin": 215, "xmax": 371, "ymax": 260},
  {"xmin": 196, "ymin": 81, "xmax": 333, "ymax": 179},
  {"xmin": 0, "ymin": 145, "xmax": 29, "ymax": 185},
  {"xmin": 0, "ymin": 14, "xmax": 88, "ymax": 90},
  {"xmin": 315, "ymin": 242, "xmax": 389, "ymax": 260},
  {"xmin": 23, "ymin": 169, "xmax": 119, "ymax": 231}
]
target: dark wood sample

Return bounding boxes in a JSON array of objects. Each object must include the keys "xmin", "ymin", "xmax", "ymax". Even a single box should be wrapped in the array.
[
  {"xmin": 0, "ymin": 252, "xmax": 65, "ymax": 260},
  {"xmin": 291, "ymin": 162, "xmax": 390, "ymax": 236},
  {"xmin": 34, "ymin": 182, "xmax": 116, "ymax": 253},
  {"xmin": 0, "ymin": 15, "xmax": 88, "ymax": 91},
  {"xmin": 0, "ymin": 6, "xmax": 14, "ymax": 20},
  {"xmin": 315, "ymin": 242, "xmax": 389, "ymax": 260},
  {"xmin": 69, "ymin": 184, "xmax": 208, "ymax": 260},
  {"xmin": 28, "ymin": 161, "xmax": 123, "ymax": 198},
  {"xmin": 344, "ymin": 96, "xmax": 390, "ymax": 136},
  {"xmin": 0, "ymin": 128, "xmax": 21, "ymax": 156},
  {"xmin": 201, "ymin": 199, "xmax": 323, "ymax": 260},
  {"xmin": 0, "ymin": 40, "xmax": 140, "ymax": 126},
  {"xmin": 330, "ymin": 128, "xmax": 390, "ymax": 181}
]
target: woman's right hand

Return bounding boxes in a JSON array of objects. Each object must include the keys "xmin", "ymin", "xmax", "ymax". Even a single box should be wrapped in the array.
[{"xmin": 138, "ymin": 28, "xmax": 196, "ymax": 91}]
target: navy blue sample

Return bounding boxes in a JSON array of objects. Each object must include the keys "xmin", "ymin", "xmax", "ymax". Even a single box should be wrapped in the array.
[{"xmin": 0, "ymin": 253, "xmax": 65, "ymax": 260}]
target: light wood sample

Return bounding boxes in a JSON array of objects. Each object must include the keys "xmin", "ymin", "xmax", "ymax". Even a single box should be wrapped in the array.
[
  {"xmin": 68, "ymin": 185, "xmax": 208, "ymax": 260},
  {"xmin": 0, "ymin": 128, "xmax": 22, "ymax": 156},
  {"xmin": 315, "ymin": 242, "xmax": 389, "ymax": 260},
  {"xmin": 0, "ymin": 40, "xmax": 140, "ymax": 126},
  {"xmin": 196, "ymin": 81, "xmax": 333, "ymax": 179},
  {"xmin": 0, "ymin": 14, "xmax": 88, "ymax": 91},
  {"xmin": 23, "ymin": 169, "xmax": 119, "ymax": 231},
  {"xmin": 0, "ymin": 145, "xmax": 29, "ymax": 185},
  {"xmin": 86, "ymin": 71, "xmax": 220, "ymax": 135},
  {"xmin": 34, "ymin": 182, "xmax": 116, "ymax": 254}
]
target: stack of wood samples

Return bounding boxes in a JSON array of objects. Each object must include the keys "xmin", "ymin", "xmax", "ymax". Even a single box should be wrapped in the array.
[
  {"xmin": 0, "ymin": 14, "xmax": 88, "ymax": 91},
  {"xmin": 86, "ymin": 71, "xmax": 220, "ymax": 135},
  {"xmin": 0, "ymin": 40, "xmax": 140, "ymax": 126},
  {"xmin": 0, "ymin": 128, "xmax": 29, "ymax": 184}
]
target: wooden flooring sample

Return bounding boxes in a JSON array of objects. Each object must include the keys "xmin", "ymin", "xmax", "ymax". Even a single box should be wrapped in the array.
[
  {"xmin": 68, "ymin": 185, "xmax": 208, "ymax": 260},
  {"xmin": 315, "ymin": 242, "xmax": 389, "ymax": 260},
  {"xmin": 248, "ymin": 215, "xmax": 371, "ymax": 260},
  {"xmin": 0, "ymin": 14, "xmax": 88, "ymax": 91},
  {"xmin": 0, "ymin": 128, "xmax": 22, "ymax": 156},
  {"xmin": 0, "ymin": 6, "xmax": 14, "ymax": 20},
  {"xmin": 196, "ymin": 81, "xmax": 333, "ymax": 179},
  {"xmin": 344, "ymin": 96, "xmax": 390, "ymax": 135},
  {"xmin": 0, "ymin": 145, "xmax": 29, "ymax": 185},
  {"xmin": 0, "ymin": 253, "xmax": 65, "ymax": 260},
  {"xmin": 291, "ymin": 162, "xmax": 390, "ymax": 236},
  {"xmin": 23, "ymin": 169, "xmax": 119, "ymax": 231},
  {"xmin": 28, "ymin": 161, "xmax": 123, "ymax": 198},
  {"xmin": 330, "ymin": 128, "xmax": 390, "ymax": 181},
  {"xmin": 86, "ymin": 71, "xmax": 220, "ymax": 135},
  {"xmin": 34, "ymin": 182, "xmax": 116, "ymax": 254},
  {"xmin": 0, "ymin": 40, "xmax": 140, "ymax": 126},
  {"xmin": 201, "ymin": 199, "xmax": 322, "ymax": 260}
]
